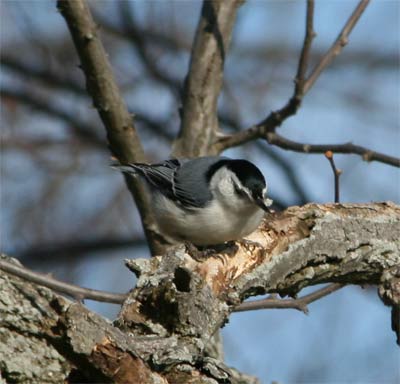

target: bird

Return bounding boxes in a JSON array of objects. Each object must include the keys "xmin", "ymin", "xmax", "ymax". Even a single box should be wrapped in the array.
[{"xmin": 114, "ymin": 156, "xmax": 273, "ymax": 246}]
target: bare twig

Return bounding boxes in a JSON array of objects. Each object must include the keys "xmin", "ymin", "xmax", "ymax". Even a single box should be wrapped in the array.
[
  {"xmin": 173, "ymin": 0, "xmax": 242, "ymax": 157},
  {"xmin": 267, "ymin": 132, "xmax": 400, "ymax": 167},
  {"xmin": 216, "ymin": 127, "xmax": 400, "ymax": 168},
  {"xmin": 304, "ymin": 0, "xmax": 370, "ymax": 93},
  {"xmin": 0, "ymin": 259, "xmax": 127, "ymax": 304},
  {"xmin": 295, "ymin": 0, "xmax": 315, "ymax": 97},
  {"xmin": 234, "ymin": 283, "xmax": 344, "ymax": 313},
  {"xmin": 57, "ymin": 0, "xmax": 165, "ymax": 255},
  {"xmin": 325, "ymin": 151, "xmax": 342, "ymax": 203}
]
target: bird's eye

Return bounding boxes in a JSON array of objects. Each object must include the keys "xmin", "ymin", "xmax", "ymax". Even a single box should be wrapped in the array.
[{"xmin": 233, "ymin": 183, "xmax": 246, "ymax": 198}]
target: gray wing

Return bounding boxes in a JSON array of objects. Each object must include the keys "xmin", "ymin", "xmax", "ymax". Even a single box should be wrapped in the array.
[
  {"xmin": 115, "ymin": 156, "xmax": 228, "ymax": 209},
  {"xmin": 173, "ymin": 156, "xmax": 228, "ymax": 208},
  {"xmin": 114, "ymin": 159, "xmax": 180, "ymax": 201}
]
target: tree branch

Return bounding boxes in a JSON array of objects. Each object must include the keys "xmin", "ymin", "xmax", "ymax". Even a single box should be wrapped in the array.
[
  {"xmin": 234, "ymin": 283, "xmax": 343, "ymax": 313},
  {"xmin": 215, "ymin": 0, "xmax": 373, "ymax": 157},
  {"xmin": 0, "ymin": 258, "xmax": 126, "ymax": 304},
  {"xmin": 57, "ymin": 0, "xmax": 165, "ymax": 255},
  {"xmin": 267, "ymin": 132, "xmax": 400, "ymax": 167},
  {"xmin": 294, "ymin": 0, "xmax": 315, "ymax": 98},
  {"xmin": 173, "ymin": 0, "xmax": 243, "ymax": 157},
  {"xmin": 1, "ymin": 203, "xmax": 399, "ymax": 382},
  {"xmin": 0, "ymin": 259, "xmax": 343, "ymax": 315},
  {"xmin": 325, "ymin": 150, "xmax": 342, "ymax": 203},
  {"xmin": 117, "ymin": 202, "xmax": 400, "ymax": 363},
  {"xmin": 304, "ymin": 0, "xmax": 370, "ymax": 93}
]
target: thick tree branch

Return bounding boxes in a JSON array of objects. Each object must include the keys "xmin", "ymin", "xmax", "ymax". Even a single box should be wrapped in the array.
[
  {"xmin": 57, "ymin": 0, "xmax": 165, "ymax": 255},
  {"xmin": 1, "ymin": 203, "xmax": 399, "ymax": 382},
  {"xmin": 173, "ymin": 0, "xmax": 243, "ymax": 157},
  {"xmin": 116, "ymin": 202, "xmax": 399, "ymax": 368}
]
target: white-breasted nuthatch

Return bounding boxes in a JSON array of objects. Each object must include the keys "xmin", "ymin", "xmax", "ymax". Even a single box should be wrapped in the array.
[{"xmin": 114, "ymin": 156, "xmax": 273, "ymax": 246}]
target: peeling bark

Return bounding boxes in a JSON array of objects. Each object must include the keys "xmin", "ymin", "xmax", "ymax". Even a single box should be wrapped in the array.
[{"xmin": 1, "ymin": 203, "xmax": 399, "ymax": 383}]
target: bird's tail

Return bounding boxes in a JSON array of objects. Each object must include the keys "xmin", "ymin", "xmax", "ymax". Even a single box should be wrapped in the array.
[{"xmin": 110, "ymin": 162, "xmax": 145, "ymax": 175}]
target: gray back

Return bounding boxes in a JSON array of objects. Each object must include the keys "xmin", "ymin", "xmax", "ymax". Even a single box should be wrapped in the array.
[{"xmin": 174, "ymin": 156, "xmax": 228, "ymax": 208}]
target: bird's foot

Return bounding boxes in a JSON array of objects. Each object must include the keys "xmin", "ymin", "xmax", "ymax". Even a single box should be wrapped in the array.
[
  {"xmin": 184, "ymin": 241, "xmax": 238, "ymax": 261},
  {"xmin": 238, "ymin": 238, "xmax": 263, "ymax": 252}
]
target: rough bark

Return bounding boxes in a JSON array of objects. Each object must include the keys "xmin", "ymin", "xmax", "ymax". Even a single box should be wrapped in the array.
[
  {"xmin": 57, "ymin": 0, "xmax": 165, "ymax": 255},
  {"xmin": 173, "ymin": 0, "xmax": 243, "ymax": 158},
  {"xmin": 1, "ymin": 203, "xmax": 399, "ymax": 383}
]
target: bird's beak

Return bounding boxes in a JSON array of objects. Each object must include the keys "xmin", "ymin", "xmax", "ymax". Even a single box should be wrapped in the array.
[{"xmin": 255, "ymin": 197, "xmax": 273, "ymax": 213}]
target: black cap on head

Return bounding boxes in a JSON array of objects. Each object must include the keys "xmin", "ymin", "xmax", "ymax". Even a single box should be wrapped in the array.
[{"xmin": 225, "ymin": 159, "xmax": 266, "ymax": 199}]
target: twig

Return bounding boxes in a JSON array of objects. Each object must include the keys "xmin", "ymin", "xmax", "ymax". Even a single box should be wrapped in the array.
[
  {"xmin": 325, "ymin": 151, "xmax": 342, "ymax": 203},
  {"xmin": 216, "ymin": 127, "xmax": 400, "ymax": 168},
  {"xmin": 295, "ymin": 0, "xmax": 315, "ymax": 97},
  {"xmin": 304, "ymin": 0, "xmax": 370, "ymax": 93},
  {"xmin": 57, "ymin": 0, "xmax": 165, "ymax": 255},
  {"xmin": 267, "ymin": 132, "xmax": 400, "ymax": 168},
  {"xmin": 0, "ymin": 259, "xmax": 127, "ymax": 304},
  {"xmin": 234, "ymin": 283, "xmax": 344, "ymax": 314}
]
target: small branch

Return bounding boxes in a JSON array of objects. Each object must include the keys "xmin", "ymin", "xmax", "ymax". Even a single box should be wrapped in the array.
[
  {"xmin": 294, "ymin": 0, "xmax": 315, "ymax": 97},
  {"xmin": 234, "ymin": 283, "xmax": 343, "ymax": 314},
  {"xmin": 325, "ymin": 150, "xmax": 342, "ymax": 203},
  {"xmin": 304, "ymin": 0, "xmax": 370, "ymax": 93},
  {"xmin": 267, "ymin": 132, "xmax": 400, "ymax": 167},
  {"xmin": 0, "ymin": 259, "xmax": 127, "ymax": 304}
]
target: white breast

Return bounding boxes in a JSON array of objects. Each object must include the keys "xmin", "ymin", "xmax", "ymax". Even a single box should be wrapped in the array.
[{"xmin": 152, "ymin": 167, "xmax": 265, "ymax": 245}]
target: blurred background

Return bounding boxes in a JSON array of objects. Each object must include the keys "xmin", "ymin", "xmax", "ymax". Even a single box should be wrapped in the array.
[{"xmin": 1, "ymin": 0, "xmax": 399, "ymax": 383}]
